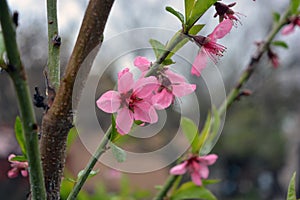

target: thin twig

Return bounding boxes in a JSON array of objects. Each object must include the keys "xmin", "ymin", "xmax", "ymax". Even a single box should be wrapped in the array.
[
  {"xmin": 47, "ymin": 0, "xmax": 60, "ymax": 89},
  {"xmin": 40, "ymin": 0, "xmax": 114, "ymax": 198},
  {"xmin": 0, "ymin": 1, "xmax": 46, "ymax": 199}
]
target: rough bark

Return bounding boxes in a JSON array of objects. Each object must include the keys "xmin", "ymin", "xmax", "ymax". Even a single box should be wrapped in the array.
[{"xmin": 40, "ymin": 0, "xmax": 114, "ymax": 199}]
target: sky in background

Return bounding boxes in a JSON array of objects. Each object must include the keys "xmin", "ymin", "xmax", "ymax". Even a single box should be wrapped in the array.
[{"xmin": 5, "ymin": 0, "xmax": 299, "ymax": 81}]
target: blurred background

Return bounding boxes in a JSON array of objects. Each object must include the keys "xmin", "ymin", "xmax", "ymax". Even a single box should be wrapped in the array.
[{"xmin": 1, "ymin": 0, "xmax": 300, "ymax": 199}]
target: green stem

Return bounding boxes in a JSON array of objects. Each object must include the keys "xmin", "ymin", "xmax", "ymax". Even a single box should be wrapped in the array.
[
  {"xmin": 67, "ymin": 29, "xmax": 185, "ymax": 200},
  {"xmin": 66, "ymin": 126, "xmax": 112, "ymax": 200},
  {"xmin": 0, "ymin": 1, "xmax": 46, "ymax": 199},
  {"xmin": 153, "ymin": 7, "xmax": 291, "ymax": 200},
  {"xmin": 47, "ymin": 0, "xmax": 60, "ymax": 89},
  {"xmin": 153, "ymin": 175, "xmax": 179, "ymax": 200},
  {"xmin": 146, "ymin": 31, "xmax": 185, "ymax": 77},
  {"xmin": 218, "ymin": 8, "xmax": 290, "ymax": 116}
]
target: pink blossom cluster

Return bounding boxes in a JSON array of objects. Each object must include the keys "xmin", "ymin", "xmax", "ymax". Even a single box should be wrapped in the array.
[
  {"xmin": 7, "ymin": 154, "xmax": 28, "ymax": 178},
  {"xmin": 170, "ymin": 154, "xmax": 218, "ymax": 186},
  {"xmin": 97, "ymin": 58, "xmax": 196, "ymax": 134}
]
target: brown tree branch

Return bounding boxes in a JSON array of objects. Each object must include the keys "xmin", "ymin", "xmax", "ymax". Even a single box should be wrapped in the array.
[{"xmin": 40, "ymin": 0, "xmax": 114, "ymax": 199}]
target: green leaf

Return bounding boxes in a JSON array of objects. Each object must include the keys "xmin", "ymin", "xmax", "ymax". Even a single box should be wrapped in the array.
[
  {"xmin": 171, "ymin": 182, "xmax": 217, "ymax": 200},
  {"xmin": 189, "ymin": 23, "xmax": 206, "ymax": 35},
  {"xmin": 187, "ymin": 0, "xmax": 217, "ymax": 28},
  {"xmin": 60, "ymin": 176, "xmax": 90, "ymax": 200},
  {"xmin": 287, "ymin": 172, "xmax": 297, "ymax": 200},
  {"xmin": 77, "ymin": 169, "xmax": 99, "ymax": 180},
  {"xmin": 10, "ymin": 155, "xmax": 27, "ymax": 162},
  {"xmin": 110, "ymin": 142, "xmax": 126, "ymax": 162},
  {"xmin": 14, "ymin": 116, "xmax": 27, "ymax": 156},
  {"xmin": 200, "ymin": 107, "xmax": 221, "ymax": 155},
  {"xmin": 162, "ymin": 58, "xmax": 175, "ymax": 66},
  {"xmin": 185, "ymin": 0, "xmax": 196, "ymax": 23},
  {"xmin": 0, "ymin": 31, "xmax": 5, "ymax": 57},
  {"xmin": 0, "ymin": 32, "xmax": 5, "ymax": 69},
  {"xmin": 149, "ymin": 39, "xmax": 167, "ymax": 59},
  {"xmin": 166, "ymin": 6, "xmax": 184, "ymax": 24},
  {"xmin": 202, "ymin": 179, "xmax": 221, "ymax": 185},
  {"xmin": 272, "ymin": 40, "xmax": 289, "ymax": 49},
  {"xmin": 273, "ymin": 12, "xmax": 281, "ymax": 23},
  {"xmin": 66, "ymin": 127, "xmax": 78, "ymax": 152},
  {"xmin": 166, "ymin": 24, "xmax": 204, "ymax": 60},
  {"xmin": 110, "ymin": 115, "xmax": 122, "ymax": 142},
  {"xmin": 198, "ymin": 112, "xmax": 212, "ymax": 155},
  {"xmin": 65, "ymin": 177, "xmax": 76, "ymax": 183},
  {"xmin": 291, "ymin": 0, "xmax": 300, "ymax": 14},
  {"xmin": 199, "ymin": 107, "xmax": 221, "ymax": 155},
  {"xmin": 181, "ymin": 117, "xmax": 201, "ymax": 153}
]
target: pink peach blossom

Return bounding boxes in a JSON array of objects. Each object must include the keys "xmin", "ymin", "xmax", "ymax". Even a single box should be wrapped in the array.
[
  {"xmin": 7, "ymin": 154, "xmax": 28, "ymax": 178},
  {"xmin": 191, "ymin": 19, "xmax": 233, "ymax": 76},
  {"xmin": 97, "ymin": 68, "xmax": 159, "ymax": 134},
  {"xmin": 134, "ymin": 57, "xmax": 196, "ymax": 109},
  {"xmin": 170, "ymin": 154, "xmax": 218, "ymax": 186},
  {"xmin": 282, "ymin": 16, "xmax": 300, "ymax": 35}
]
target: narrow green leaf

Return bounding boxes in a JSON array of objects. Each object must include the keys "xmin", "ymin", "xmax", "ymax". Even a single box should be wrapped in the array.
[
  {"xmin": 181, "ymin": 117, "xmax": 201, "ymax": 153},
  {"xmin": 110, "ymin": 115, "xmax": 122, "ymax": 142},
  {"xmin": 198, "ymin": 112, "xmax": 212, "ymax": 155},
  {"xmin": 287, "ymin": 172, "xmax": 297, "ymax": 200},
  {"xmin": 66, "ymin": 127, "xmax": 78, "ymax": 152},
  {"xmin": 10, "ymin": 155, "xmax": 27, "ymax": 162},
  {"xmin": 65, "ymin": 177, "xmax": 76, "ymax": 183},
  {"xmin": 77, "ymin": 169, "xmax": 99, "ymax": 180},
  {"xmin": 166, "ymin": 6, "xmax": 184, "ymax": 24},
  {"xmin": 202, "ymin": 179, "xmax": 221, "ymax": 185},
  {"xmin": 189, "ymin": 23, "xmax": 206, "ymax": 35},
  {"xmin": 200, "ymin": 107, "xmax": 221, "ymax": 155},
  {"xmin": 187, "ymin": 0, "xmax": 217, "ymax": 28},
  {"xmin": 110, "ymin": 142, "xmax": 126, "ymax": 162},
  {"xmin": 149, "ymin": 39, "xmax": 167, "ymax": 59},
  {"xmin": 291, "ymin": 0, "xmax": 300, "ymax": 14},
  {"xmin": 185, "ymin": 0, "xmax": 196, "ymax": 22},
  {"xmin": 273, "ymin": 12, "xmax": 281, "ymax": 23},
  {"xmin": 162, "ymin": 58, "xmax": 175, "ymax": 66},
  {"xmin": 14, "ymin": 117, "xmax": 27, "ymax": 156},
  {"xmin": 272, "ymin": 40, "xmax": 289, "ymax": 49},
  {"xmin": 171, "ymin": 182, "xmax": 217, "ymax": 200},
  {"xmin": 0, "ymin": 31, "xmax": 5, "ymax": 59},
  {"xmin": 166, "ymin": 24, "xmax": 204, "ymax": 60}
]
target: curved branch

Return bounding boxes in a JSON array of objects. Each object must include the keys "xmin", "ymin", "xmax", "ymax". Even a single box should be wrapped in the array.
[
  {"xmin": 0, "ymin": 1, "xmax": 46, "ymax": 199},
  {"xmin": 40, "ymin": 0, "xmax": 114, "ymax": 199}
]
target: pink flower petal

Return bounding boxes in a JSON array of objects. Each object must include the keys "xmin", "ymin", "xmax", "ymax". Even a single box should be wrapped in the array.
[
  {"xmin": 152, "ymin": 89, "xmax": 173, "ymax": 110},
  {"xmin": 116, "ymin": 107, "xmax": 134, "ymax": 134},
  {"xmin": 198, "ymin": 164, "xmax": 209, "ymax": 179},
  {"xmin": 8, "ymin": 154, "xmax": 16, "ymax": 161},
  {"xmin": 118, "ymin": 68, "xmax": 134, "ymax": 94},
  {"xmin": 164, "ymin": 70, "xmax": 185, "ymax": 83},
  {"xmin": 134, "ymin": 56, "xmax": 151, "ymax": 71},
  {"xmin": 172, "ymin": 83, "xmax": 196, "ymax": 97},
  {"xmin": 281, "ymin": 24, "xmax": 295, "ymax": 35},
  {"xmin": 134, "ymin": 76, "xmax": 158, "ymax": 98},
  {"xmin": 118, "ymin": 68, "xmax": 129, "ymax": 79},
  {"xmin": 21, "ymin": 170, "xmax": 28, "ymax": 177},
  {"xmin": 198, "ymin": 154, "xmax": 218, "ymax": 165},
  {"xmin": 191, "ymin": 171, "xmax": 203, "ymax": 186},
  {"xmin": 134, "ymin": 101, "xmax": 158, "ymax": 123},
  {"xmin": 191, "ymin": 50, "xmax": 207, "ymax": 76},
  {"xmin": 8, "ymin": 168, "xmax": 18, "ymax": 178},
  {"xmin": 96, "ymin": 91, "xmax": 121, "ymax": 113},
  {"xmin": 169, "ymin": 161, "xmax": 188, "ymax": 175},
  {"xmin": 209, "ymin": 19, "xmax": 233, "ymax": 40}
]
